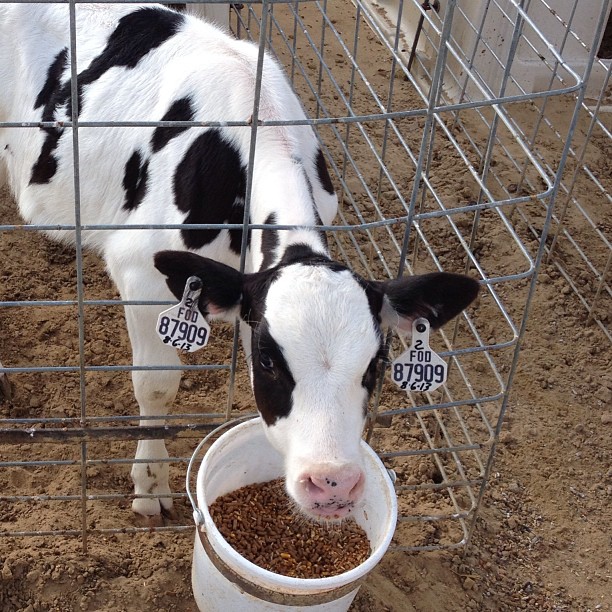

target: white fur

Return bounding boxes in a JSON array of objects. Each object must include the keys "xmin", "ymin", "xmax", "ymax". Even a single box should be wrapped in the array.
[{"xmin": 263, "ymin": 265, "xmax": 379, "ymax": 514}]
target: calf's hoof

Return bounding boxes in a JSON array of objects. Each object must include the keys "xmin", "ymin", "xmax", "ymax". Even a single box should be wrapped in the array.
[
  {"xmin": 132, "ymin": 495, "xmax": 174, "ymax": 518},
  {"xmin": 132, "ymin": 497, "xmax": 177, "ymax": 526}
]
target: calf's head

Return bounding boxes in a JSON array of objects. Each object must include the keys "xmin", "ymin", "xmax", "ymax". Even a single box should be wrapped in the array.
[{"xmin": 155, "ymin": 248, "xmax": 479, "ymax": 520}]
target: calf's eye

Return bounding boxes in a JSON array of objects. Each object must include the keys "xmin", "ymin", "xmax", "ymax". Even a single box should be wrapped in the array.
[{"xmin": 259, "ymin": 352, "xmax": 275, "ymax": 371}]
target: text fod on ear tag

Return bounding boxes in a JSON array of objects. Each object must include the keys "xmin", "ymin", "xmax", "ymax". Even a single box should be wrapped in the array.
[
  {"xmin": 156, "ymin": 276, "xmax": 210, "ymax": 353},
  {"xmin": 391, "ymin": 318, "xmax": 447, "ymax": 393}
]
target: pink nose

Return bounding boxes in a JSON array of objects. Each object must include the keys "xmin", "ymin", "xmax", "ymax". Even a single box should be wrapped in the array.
[{"xmin": 298, "ymin": 464, "xmax": 364, "ymax": 518}]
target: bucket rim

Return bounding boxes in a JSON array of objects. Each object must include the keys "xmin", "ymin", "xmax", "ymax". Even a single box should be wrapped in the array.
[{"xmin": 186, "ymin": 414, "xmax": 255, "ymax": 521}]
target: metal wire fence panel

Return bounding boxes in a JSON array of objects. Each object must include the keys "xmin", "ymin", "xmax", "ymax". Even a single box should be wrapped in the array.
[
  {"xmin": 0, "ymin": 0, "xmax": 609, "ymax": 557},
  {"xmin": 377, "ymin": 0, "xmax": 611, "ymax": 341}
]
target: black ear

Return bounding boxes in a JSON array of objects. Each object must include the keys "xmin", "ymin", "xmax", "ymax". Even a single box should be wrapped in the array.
[
  {"xmin": 154, "ymin": 250, "xmax": 243, "ymax": 319},
  {"xmin": 374, "ymin": 272, "xmax": 479, "ymax": 334}
]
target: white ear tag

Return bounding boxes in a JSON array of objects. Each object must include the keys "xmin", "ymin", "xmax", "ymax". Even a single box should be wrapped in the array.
[
  {"xmin": 391, "ymin": 318, "xmax": 447, "ymax": 393},
  {"xmin": 156, "ymin": 276, "xmax": 210, "ymax": 352}
]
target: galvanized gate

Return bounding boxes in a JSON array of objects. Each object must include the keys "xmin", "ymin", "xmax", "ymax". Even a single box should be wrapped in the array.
[{"xmin": 0, "ymin": 0, "xmax": 610, "ymax": 562}]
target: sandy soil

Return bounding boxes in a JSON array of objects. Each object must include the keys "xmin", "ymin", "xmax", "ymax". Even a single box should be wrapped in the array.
[{"xmin": 1, "ymin": 4, "xmax": 611, "ymax": 612}]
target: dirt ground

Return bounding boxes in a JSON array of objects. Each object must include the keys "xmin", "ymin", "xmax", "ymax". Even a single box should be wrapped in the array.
[{"xmin": 1, "ymin": 4, "xmax": 611, "ymax": 612}]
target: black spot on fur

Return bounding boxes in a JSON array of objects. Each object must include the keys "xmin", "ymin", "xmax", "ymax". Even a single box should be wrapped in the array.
[
  {"xmin": 34, "ymin": 48, "xmax": 68, "ymax": 110},
  {"xmin": 30, "ymin": 8, "xmax": 182, "ymax": 185},
  {"xmin": 30, "ymin": 130, "xmax": 62, "ymax": 185},
  {"xmin": 362, "ymin": 281, "xmax": 385, "ymax": 326},
  {"xmin": 260, "ymin": 213, "xmax": 279, "ymax": 270},
  {"xmin": 315, "ymin": 148, "xmax": 334, "ymax": 195},
  {"xmin": 280, "ymin": 244, "xmax": 336, "ymax": 269},
  {"xmin": 174, "ymin": 129, "xmax": 247, "ymax": 251},
  {"xmin": 70, "ymin": 7, "xmax": 184, "ymax": 116},
  {"xmin": 251, "ymin": 321, "xmax": 295, "ymax": 425},
  {"xmin": 228, "ymin": 208, "xmax": 247, "ymax": 254},
  {"xmin": 122, "ymin": 150, "xmax": 150, "ymax": 210},
  {"xmin": 29, "ymin": 48, "xmax": 69, "ymax": 185},
  {"xmin": 239, "ymin": 267, "xmax": 280, "ymax": 327},
  {"xmin": 361, "ymin": 356, "xmax": 380, "ymax": 396},
  {"xmin": 151, "ymin": 97, "xmax": 195, "ymax": 153}
]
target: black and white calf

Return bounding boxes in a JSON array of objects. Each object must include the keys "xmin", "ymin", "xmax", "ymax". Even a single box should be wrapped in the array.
[{"xmin": 0, "ymin": 4, "xmax": 479, "ymax": 520}]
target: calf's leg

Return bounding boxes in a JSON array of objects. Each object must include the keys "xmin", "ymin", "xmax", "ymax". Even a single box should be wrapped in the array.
[
  {"xmin": 107, "ymin": 254, "xmax": 182, "ymax": 517},
  {"xmin": 125, "ymin": 304, "xmax": 181, "ymax": 516}
]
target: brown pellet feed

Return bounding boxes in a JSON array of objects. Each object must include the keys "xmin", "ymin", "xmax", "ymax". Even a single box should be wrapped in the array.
[{"xmin": 208, "ymin": 478, "xmax": 371, "ymax": 579}]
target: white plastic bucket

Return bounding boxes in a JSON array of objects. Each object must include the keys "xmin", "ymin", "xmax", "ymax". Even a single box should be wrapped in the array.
[{"xmin": 190, "ymin": 417, "xmax": 397, "ymax": 611}]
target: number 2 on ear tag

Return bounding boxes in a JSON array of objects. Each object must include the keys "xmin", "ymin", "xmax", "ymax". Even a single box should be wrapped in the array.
[
  {"xmin": 156, "ymin": 276, "xmax": 210, "ymax": 353},
  {"xmin": 391, "ymin": 318, "xmax": 447, "ymax": 393}
]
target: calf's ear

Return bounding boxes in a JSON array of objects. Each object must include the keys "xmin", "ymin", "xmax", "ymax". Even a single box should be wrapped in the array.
[
  {"xmin": 372, "ymin": 272, "xmax": 479, "ymax": 335},
  {"xmin": 154, "ymin": 250, "xmax": 243, "ymax": 321}
]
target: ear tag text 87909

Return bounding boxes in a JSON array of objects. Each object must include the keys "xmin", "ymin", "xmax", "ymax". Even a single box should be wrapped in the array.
[
  {"xmin": 391, "ymin": 318, "xmax": 447, "ymax": 393},
  {"xmin": 156, "ymin": 276, "xmax": 210, "ymax": 353}
]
